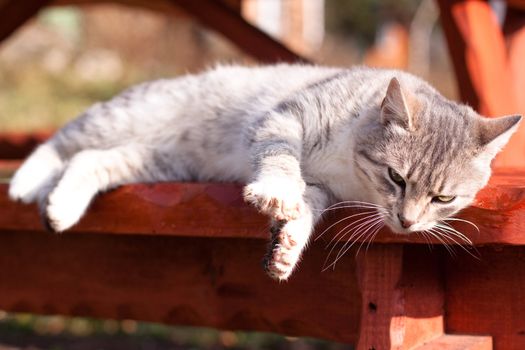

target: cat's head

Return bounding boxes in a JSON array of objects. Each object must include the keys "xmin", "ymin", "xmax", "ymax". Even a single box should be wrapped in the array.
[{"xmin": 354, "ymin": 77, "xmax": 521, "ymax": 234}]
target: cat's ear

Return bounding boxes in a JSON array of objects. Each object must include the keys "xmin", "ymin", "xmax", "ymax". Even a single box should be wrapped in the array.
[
  {"xmin": 381, "ymin": 77, "xmax": 418, "ymax": 131},
  {"xmin": 478, "ymin": 114, "xmax": 522, "ymax": 157}
]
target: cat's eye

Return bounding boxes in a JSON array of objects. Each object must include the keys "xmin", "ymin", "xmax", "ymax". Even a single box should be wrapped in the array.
[
  {"xmin": 388, "ymin": 167, "xmax": 405, "ymax": 187},
  {"xmin": 432, "ymin": 195, "xmax": 456, "ymax": 203}
]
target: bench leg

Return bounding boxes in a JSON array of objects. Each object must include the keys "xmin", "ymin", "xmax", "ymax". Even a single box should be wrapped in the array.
[{"xmin": 356, "ymin": 244, "xmax": 492, "ymax": 350}]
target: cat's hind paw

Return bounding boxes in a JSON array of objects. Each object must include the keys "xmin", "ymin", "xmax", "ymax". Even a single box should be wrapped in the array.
[
  {"xmin": 9, "ymin": 176, "xmax": 39, "ymax": 204},
  {"xmin": 8, "ymin": 144, "xmax": 63, "ymax": 204},
  {"xmin": 43, "ymin": 185, "xmax": 95, "ymax": 232},
  {"xmin": 243, "ymin": 179, "xmax": 305, "ymax": 221}
]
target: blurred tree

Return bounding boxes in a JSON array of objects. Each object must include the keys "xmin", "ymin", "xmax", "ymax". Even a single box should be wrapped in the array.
[{"xmin": 325, "ymin": 0, "xmax": 420, "ymax": 47}]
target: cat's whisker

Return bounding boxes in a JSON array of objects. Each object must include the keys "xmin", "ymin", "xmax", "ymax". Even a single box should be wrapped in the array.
[
  {"xmin": 365, "ymin": 221, "xmax": 386, "ymax": 253},
  {"xmin": 435, "ymin": 223, "xmax": 473, "ymax": 245},
  {"xmin": 346, "ymin": 215, "xmax": 385, "ymax": 259},
  {"xmin": 360, "ymin": 220, "xmax": 386, "ymax": 256},
  {"xmin": 442, "ymin": 217, "xmax": 480, "ymax": 233},
  {"xmin": 426, "ymin": 228, "xmax": 456, "ymax": 257},
  {"xmin": 313, "ymin": 201, "xmax": 387, "ymax": 214},
  {"xmin": 321, "ymin": 212, "xmax": 384, "ymax": 271},
  {"xmin": 432, "ymin": 226, "xmax": 481, "ymax": 260},
  {"xmin": 315, "ymin": 210, "xmax": 378, "ymax": 242},
  {"xmin": 418, "ymin": 230, "xmax": 433, "ymax": 251},
  {"xmin": 322, "ymin": 213, "xmax": 383, "ymax": 270},
  {"xmin": 313, "ymin": 205, "xmax": 387, "ymax": 213},
  {"xmin": 324, "ymin": 211, "xmax": 384, "ymax": 248},
  {"xmin": 325, "ymin": 214, "xmax": 385, "ymax": 271}
]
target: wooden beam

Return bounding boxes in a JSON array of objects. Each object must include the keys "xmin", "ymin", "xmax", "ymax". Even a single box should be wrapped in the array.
[
  {"xmin": 0, "ymin": 132, "xmax": 49, "ymax": 159},
  {"xmin": 414, "ymin": 334, "xmax": 492, "ymax": 350},
  {"xmin": 0, "ymin": 0, "xmax": 52, "ymax": 44},
  {"xmin": 2, "ymin": 168, "xmax": 525, "ymax": 244},
  {"xmin": 0, "ymin": 230, "xmax": 361, "ymax": 343},
  {"xmin": 167, "ymin": 0, "xmax": 307, "ymax": 63}
]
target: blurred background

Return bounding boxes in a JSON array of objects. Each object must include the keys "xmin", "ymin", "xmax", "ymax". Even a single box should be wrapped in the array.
[
  {"xmin": 0, "ymin": 0, "xmax": 458, "ymax": 132},
  {"xmin": 0, "ymin": 0, "xmax": 475, "ymax": 348}
]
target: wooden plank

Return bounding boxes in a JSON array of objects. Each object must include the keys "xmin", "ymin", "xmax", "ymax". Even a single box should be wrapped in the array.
[
  {"xmin": 356, "ymin": 245, "xmax": 444, "ymax": 350},
  {"xmin": 445, "ymin": 247, "xmax": 525, "ymax": 350},
  {"xmin": 0, "ymin": 230, "xmax": 361, "ymax": 343},
  {"xmin": 0, "ymin": 0, "xmax": 305, "ymax": 63},
  {"xmin": 0, "ymin": 132, "xmax": 49, "ymax": 159},
  {"xmin": 2, "ymin": 168, "xmax": 525, "ymax": 244},
  {"xmin": 0, "ymin": 0, "xmax": 51, "ymax": 44},
  {"xmin": 414, "ymin": 334, "xmax": 492, "ymax": 350}
]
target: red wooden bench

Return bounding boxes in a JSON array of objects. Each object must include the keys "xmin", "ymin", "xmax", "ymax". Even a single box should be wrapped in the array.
[{"xmin": 2, "ymin": 1, "xmax": 525, "ymax": 349}]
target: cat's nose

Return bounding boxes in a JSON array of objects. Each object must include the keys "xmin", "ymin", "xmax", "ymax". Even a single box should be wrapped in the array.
[{"xmin": 397, "ymin": 214, "xmax": 415, "ymax": 229}]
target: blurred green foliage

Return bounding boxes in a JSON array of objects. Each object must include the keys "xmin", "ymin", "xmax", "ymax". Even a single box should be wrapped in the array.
[
  {"xmin": 0, "ymin": 64, "xmax": 145, "ymax": 132},
  {"xmin": 0, "ymin": 312, "xmax": 351, "ymax": 350}
]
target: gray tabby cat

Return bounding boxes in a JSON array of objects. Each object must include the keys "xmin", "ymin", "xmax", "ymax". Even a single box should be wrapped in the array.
[{"xmin": 9, "ymin": 64, "xmax": 521, "ymax": 280}]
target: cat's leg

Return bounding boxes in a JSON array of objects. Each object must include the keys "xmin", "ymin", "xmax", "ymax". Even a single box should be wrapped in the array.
[
  {"xmin": 263, "ymin": 185, "xmax": 330, "ymax": 281},
  {"xmin": 243, "ymin": 112, "xmax": 306, "ymax": 221},
  {"xmin": 9, "ymin": 142, "xmax": 65, "ymax": 204},
  {"xmin": 42, "ymin": 146, "xmax": 156, "ymax": 232}
]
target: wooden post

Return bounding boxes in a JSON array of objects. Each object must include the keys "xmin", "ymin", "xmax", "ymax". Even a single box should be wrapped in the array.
[
  {"xmin": 356, "ymin": 245, "xmax": 445, "ymax": 349},
  {"xmin": 437, "ymin": 0, "xmax": 525, "ymax": 169}
]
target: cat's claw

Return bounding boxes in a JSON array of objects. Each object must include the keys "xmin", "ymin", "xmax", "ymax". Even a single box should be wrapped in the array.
[
  {"xmin": 263, "ymin": 218, "xmax": 308, "ymax": 281},
  {"xmin": 243, "ymin": 180, "xmax": 305, "ymax": 221}
]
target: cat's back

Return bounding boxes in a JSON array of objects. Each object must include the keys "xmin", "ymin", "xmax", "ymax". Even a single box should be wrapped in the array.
[{"xmin": 189, "ymin": 64, "xmax": 344, "ymax": 114}]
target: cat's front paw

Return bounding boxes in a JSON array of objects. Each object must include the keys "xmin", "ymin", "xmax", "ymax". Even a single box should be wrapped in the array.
[
  {"xmin": 263, "ymin": 218, "xmax": 310, "ymax": 281},
  {"xmin": 243, "ymin": 178, "xmax": 305, "ymax": 221}
]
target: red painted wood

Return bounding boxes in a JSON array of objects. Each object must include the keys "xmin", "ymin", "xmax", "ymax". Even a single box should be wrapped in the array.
[
  {"xmin": 0, "ymin": 230, "xmax": 361, "ymax": 343},
  {"xmin": 2, "ymin": 167, "xmax": 525, "ymax": 245},
  {"xmin": 167, "ymin": 0, "xmax": 306, "ymax": 63},
  {"xmin": 437, "ymin": 0, "xmax": 525, "ymax": 169},
  {"xmin": 414, "ymin": 334, "xmax": 492, "ymax": 350},
  {"xmin": 0, "ymin": 132, "xmax": 49, "ymax": 159},
  {"xmin": 0, "ymin": 0, "xmax": 51, "ymax": 44},
  {"xmin": 49, "ymin": 0, "xmax": 306, "ymax": 63},
  {"xmin": 356, "ymin": 245, "xmax": 444, "ymax": 350},
  {"xmin": 437, "ymin": 0, "xmax": 516, "ymax": 117},
  {"xmin": 445, "ymin": 247, "xmax": 525, "ymax": 350}
]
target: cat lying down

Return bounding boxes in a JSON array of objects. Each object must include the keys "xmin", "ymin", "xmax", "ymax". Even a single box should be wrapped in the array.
[{"xmin": 9, "ymin": 64, "xmax": 521, "ymax": 281}]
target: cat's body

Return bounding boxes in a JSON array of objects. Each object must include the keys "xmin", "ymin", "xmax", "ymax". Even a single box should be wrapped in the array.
[{"xmin": 9, "ymin": 64, "xmax": 521, "ymax": 280}]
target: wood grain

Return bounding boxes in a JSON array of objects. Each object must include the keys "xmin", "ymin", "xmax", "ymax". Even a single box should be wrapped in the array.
[
  {"xmin": 445, "ymin": 247, "xmax": 525, "ymax": 350},
  {"xmin": 2, "ymin": 168, "xmax": 525, "ymax": 245},
  {"xmin": 0, "ymin": 230, "xmax": 361, "ymax": 343},
  {"xmin": 414, "ymin": 334, "xmax": 492, "ymax": 350},
  {"xmin": 356, "ymin": 245, "xmax": 444, "ymax": 350}
]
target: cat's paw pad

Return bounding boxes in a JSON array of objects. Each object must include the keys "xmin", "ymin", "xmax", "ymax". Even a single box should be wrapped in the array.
[
  {"xmin": 263, "ymin": 220, "xmax": 306, "ymax": 281},
  {"xmin": 243, "ymin": 179, "xmax": 305, "ymax": 221}
]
